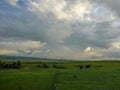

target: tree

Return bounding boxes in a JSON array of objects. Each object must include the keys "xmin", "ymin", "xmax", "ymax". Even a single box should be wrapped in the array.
[
  {"xmin": 85, "ymin": 64, "xmax": 91, "ymax": 68},
  {"xmin": 13, "ymin": 62, "xmax": 17, "ymax": 68},
  {"xmin": 0, "ymin": 60, "xmax": 1, "ymax": 68},
  {"xmin": 17, "ymin": 61, "xmax": 21, "ymax": 69},
  {"xmin": 79, "ymin": 65, "xmax": 83, "ymax": 69},
  {"xmin": 53, "ymin": 64, "xmax": 57, "ymax": 68},
  {"xmin": 42, "ymin": 63, "xmax": 49, "ymax": 68}
]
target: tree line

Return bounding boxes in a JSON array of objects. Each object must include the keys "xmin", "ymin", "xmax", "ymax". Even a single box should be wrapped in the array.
[{"xmin": 0, "ymin": 61, "xmax": 21, "ymax": 69}]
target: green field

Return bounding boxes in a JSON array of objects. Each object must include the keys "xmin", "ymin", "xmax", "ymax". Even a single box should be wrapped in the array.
[{"xmin": 0, "ymin": 61, "xmax": 120, "ymax": 90}]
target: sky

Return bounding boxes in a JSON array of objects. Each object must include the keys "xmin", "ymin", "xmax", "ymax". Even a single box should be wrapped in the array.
[{"xmin": 0, "ymin": 0, "xmax": 120, "ymax": 60}]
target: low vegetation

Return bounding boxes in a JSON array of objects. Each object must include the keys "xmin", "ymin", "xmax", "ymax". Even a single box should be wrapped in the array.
[
  {"xmin": 0, "ymin": 60, "xmax": 120, "ymax": 90},
  {"xmin": 0, "ymin": 61, "xmax": 21, "ymax": 69}
]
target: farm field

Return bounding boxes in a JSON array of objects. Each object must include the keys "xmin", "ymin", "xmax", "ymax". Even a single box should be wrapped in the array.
[{"xmin": 0, "ymin": 60, "xmax": 120, "ymax": 90}]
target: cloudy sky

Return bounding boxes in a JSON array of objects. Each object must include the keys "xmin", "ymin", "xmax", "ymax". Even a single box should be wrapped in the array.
[{"xmin": 0, "ymin": 0, "xmax": 120, "ymax": 60}]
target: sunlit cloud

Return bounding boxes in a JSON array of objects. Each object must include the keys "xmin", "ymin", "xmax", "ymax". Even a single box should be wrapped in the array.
[
  {"xmin": 112, "ymin": 42, "xmax": 120, "ymax": 48},
  {"xmin": 5, "ymin": 0, "xmax": 20, "ymax": 8},
  {"xmin": 84, "ymin": 47, "xmax": 93, "ymax": 52}
]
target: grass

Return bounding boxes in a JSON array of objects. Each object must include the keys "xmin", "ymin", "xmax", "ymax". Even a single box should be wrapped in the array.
[
  {"xmin": 0, "ymin": 69, "xmax": 55, "ymax": 90},
  {"xmin": 0, "ymin": 60, "xmax": 120, "ymax": 90},
  {"xmin": 57, "ymin": 69, "xmax": 120, "ymax": 90}
]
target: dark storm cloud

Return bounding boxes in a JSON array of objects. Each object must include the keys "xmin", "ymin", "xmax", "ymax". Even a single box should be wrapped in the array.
[{"xmin": 100, "ymin": 0, "xmax": 120, "ymax": 16}]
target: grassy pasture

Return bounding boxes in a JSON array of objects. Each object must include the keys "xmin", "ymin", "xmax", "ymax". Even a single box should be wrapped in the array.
[
  {"xmin": 0, "ymin": 60, "xmax": 120, "ymax": 90},
  {"xmin": 0, "ymin": 69, "xmax": 55, "ymax": 90}
]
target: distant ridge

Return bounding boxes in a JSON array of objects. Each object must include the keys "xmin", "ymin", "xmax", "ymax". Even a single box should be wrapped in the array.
[
  {"xmin": 1, "ymin": 55, "xmax": 119, "ymax": 61},
  {"xmin": 0, "ymin": 55, "xmax": 53, "ymax": 61}
]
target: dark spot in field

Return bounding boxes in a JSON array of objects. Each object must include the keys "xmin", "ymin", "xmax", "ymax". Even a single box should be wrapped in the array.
[
  {"xmin": 85, "ymin": 64, "xmax": 91, "ymax": 68},
  {"xmin": 73, "ymin": 75, "xmax": 77, "ymax": 78},
  {"xmin": 75, "ymin": 64, "xmax": 92, "ymax": 69},
  {"xmin": 112, "ymin": 75, "xmax": 117, "ymax": 78},
  {"xmin": 79, "ymin": 65, "xmax": 83, "ymax": 69}
]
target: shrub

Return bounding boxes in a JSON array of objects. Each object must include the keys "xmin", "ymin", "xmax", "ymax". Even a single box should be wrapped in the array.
[
  {"xmin": 42, "ymin": 63, "xmax": 49, "ymax": 68},
  {"xmin": 0, "ymin": 60, "xmax": 1, "ymax": 67},
  {"xmin": 85, "ymin": 64, "xmax": 91, "ymax": 68},
  {"xmin": 17, "ymin": 61, "xmax": 21, "ymax": 69},
  {"xmin": 73, "ymin": 75, "xmax": 77, "ymax": 78},
  {"xmin": 79, "ymin": 65, "xmax": 83, "ymax": 69}
]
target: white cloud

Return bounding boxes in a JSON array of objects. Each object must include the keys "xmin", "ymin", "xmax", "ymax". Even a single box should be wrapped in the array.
[
  {"xmin": 26, "ymin": 0, "xmax": 117, "ymax": 23},
  {"xmin": 5, "ymin": 0, "xmax": 20, "ymax": 8},
  {"xmin": 112, "ymin": 42, "xmax": 120, "ymax": 48},
  {"xmin": 84, "ymin": 47, "xmax": 93, "ymax": 52},
  {"xmin": 27, "ymin": 0, "xmax": 93, "ymax": 21}
]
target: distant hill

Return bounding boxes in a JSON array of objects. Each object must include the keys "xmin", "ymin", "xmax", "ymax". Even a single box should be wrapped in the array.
[{"xmin": 0, "ymin": 55, "xmax": 52, "ymax": 61}]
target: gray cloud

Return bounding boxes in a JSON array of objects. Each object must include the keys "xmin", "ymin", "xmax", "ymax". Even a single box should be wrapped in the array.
[
  {"xmin": 100, "ymin": 0, "xmax": 120, "ymax": 16},
  {"xmin": 0, "ymin": 0, "xmax": 120, "ymax": 60}
]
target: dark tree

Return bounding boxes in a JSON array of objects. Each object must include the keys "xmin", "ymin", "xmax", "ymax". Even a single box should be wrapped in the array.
[
  {"xmin": 2, "ymin": 62, "xmax": 5, "ymax": 68},
  {"xmin": 13, "ymin": 62, "xmax": 17, "ymax": 68},
  {"xmin": 0, "ymin": 60, "xmax": 1, "ymax": 67},
  {"xmin": 53, "ymin": 64, "xmax": 57, "ymax": 68},
  {"xmin": 79, "ymin": 65, "xmax": 83, "ymax": 69},
  {"xmin": 37, "ymin": 65, "xmax": 41, "ymax": 68},
  {"xmin": 17, "ymin": 61, "xmax": 21, "ymax": 69},
  {"xmin": 85, "ymin": 64, "xmax": 91, "ymax": 68},
  {"xmin": 42, "ymin": 63, "xmax": 49, "ymax": 68}
]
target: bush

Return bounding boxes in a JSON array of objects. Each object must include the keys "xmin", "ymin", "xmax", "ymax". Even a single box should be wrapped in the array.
[
  {"xmin": 53, "ymin": 64, "xmax": 57, "ymax": 68},
  {"xmin": 37, "ymin": 65, "xmax": 41, "ymax": 68},
  {"xmin": 79, "ymin": 65, "xmax": 83, "ymax": 69},
  {"xmin": 85, "ymin": 64, "xmax": 91, "ymax": 68},
  {"xmin": 73, "ymin": 75, "xmax": 77, "ymax": 78},
  {"xmin": 42, "ymin": 63, "xmax": 49, "ymax": 68},
  {"xmin": 0, "ymin": 60, "xmax": 1, "ymax": 67},
  {"xmin": 53, "ymin": 64, "xmax": 66, "ymax": 69},
  {"xmin": 17, "ymin": 61, "xmax": 21, "ymax": 69}
]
